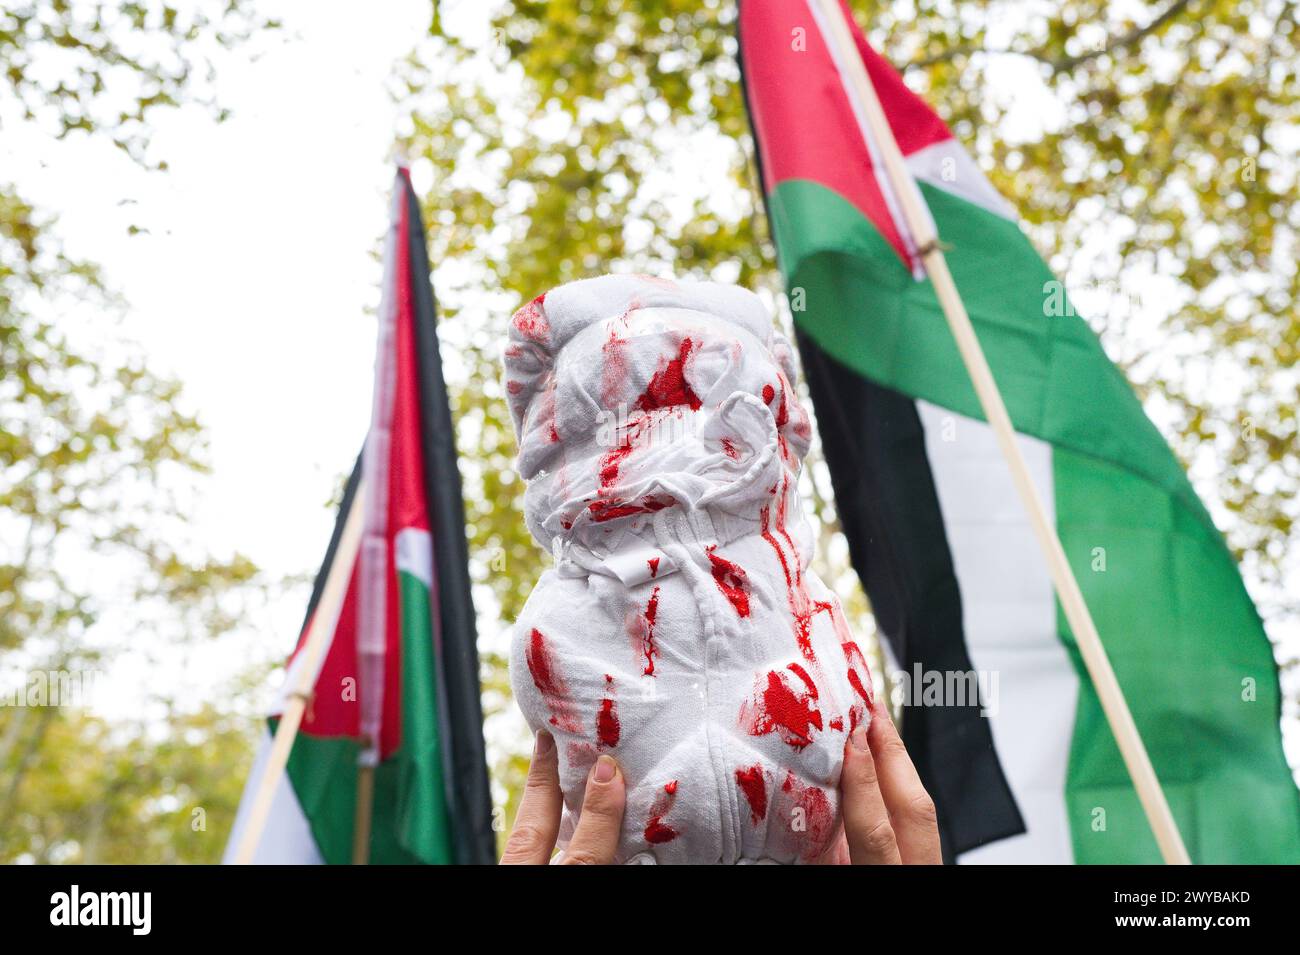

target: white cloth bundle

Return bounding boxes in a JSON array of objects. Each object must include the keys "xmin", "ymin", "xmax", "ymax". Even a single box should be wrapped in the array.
[{"xmin": 503, "ymin": 274, "xmax": 874, "ymax": 864}]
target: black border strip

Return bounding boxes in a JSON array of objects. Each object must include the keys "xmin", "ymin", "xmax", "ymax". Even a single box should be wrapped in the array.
[{"xmin": 403, "ymin": 173, "xmax": 496, "ymax": 865}]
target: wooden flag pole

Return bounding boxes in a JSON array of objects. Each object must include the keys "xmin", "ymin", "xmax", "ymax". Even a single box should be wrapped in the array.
[
  {"xmin": 814, "ymin": 0, "xmax": 1190, "ymax": 865},
  {"xmin": 351, "ymin": 763, "xmax": 375, "ymax": 864},
  {"xmin": 231, "ymin": 478, "xmax": 367, "ymax": 865}
]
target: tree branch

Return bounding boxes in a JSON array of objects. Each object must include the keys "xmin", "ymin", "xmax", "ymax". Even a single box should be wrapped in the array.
[
  {"xmin": 907, "ymin": 0, "xmax": 1197, "ymax": 72},
  {"xmin": 1051, "ymin": 0, "xmax": 1196, "ymax": 71}
]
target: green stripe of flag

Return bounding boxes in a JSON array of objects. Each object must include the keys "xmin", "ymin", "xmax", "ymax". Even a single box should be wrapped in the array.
[{"xmin": 394, "ymin": 567, "xmax": 455, "ymax": 863}]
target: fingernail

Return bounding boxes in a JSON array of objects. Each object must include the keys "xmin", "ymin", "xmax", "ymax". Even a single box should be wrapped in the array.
[
  {"xmin": 870, "ymin": 695, "xmax": 893, "ymax": 721},
  {"xmin": 535, "ymin": 730, "xmax": 554, "ymax": 756},
  {"xmin": 850, "ymin": 726, "xmax": 870, "ymax": 752},
  {"xmin": 592, "ymin": 754, "xmax": 617, "ymax": 783}
]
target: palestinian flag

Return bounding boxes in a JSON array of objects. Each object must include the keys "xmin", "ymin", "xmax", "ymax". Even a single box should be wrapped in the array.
[
  {"xmin": 739, "ymin": 0, "xmax": 1300, "ymax": 863},
  {"xmin": 225, "ymin": 169, "xmax": 495, "ymax": 865}
]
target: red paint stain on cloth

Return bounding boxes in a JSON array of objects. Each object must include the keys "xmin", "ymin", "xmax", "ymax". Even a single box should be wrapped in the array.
[
  {"xmin": 599, "ymin": 440, "xmax": 636, "ymax": 489},
  {"xmin": 735, "ymin": 765, "xmax": 768, "ymax": 824},
  {"xmin": 842, "ymin": 640, "xmax": 874, "ymax": 731},
  {"xmin": 741, "ymin": 666, "xmax": 823, "ymax": 750},
  {"xmin": 770, "ymin": 374, "xmax": 795, "ymax": 461},
  {"xmin": 635, "ymin": 338, "xmax": 701, "ymax": 413},
  {"xmin": 595, "ymin": 409, "xmax": 653, "ymax": 497},
  {"xmin": 528, "ymin": 381, "xmax": 559, "ymax": 443},
  {"xmin": 842, "ymin": 641, "xmax": 874, "ymax": 705},
  {"xmin": 760, "ymin": 478, "xmax": 838, "ymax": 664},
  {"xmin": 706, "ymin": 546, "xmax": 751, "ymax": 617},
  {"xmin": 645, "ymin": 780, "xmax": 680, "ymax": 845},
  {"xmin": 781, "ymin": 771, "xmax": 834, "ymax": 862},
  {"xmin": 600, "ymin": 324, "xmax": 631, "ymax": 411},
  {"xmin": 511, "ymin": 293, "xmax": 549, "ymax": 344},
  {"xmin": 566, "ymin": 740, "xmax": 598, "ymax": 779},
  {"xmin": 773, "ymin": 378, "xmax": 790, "ymax": 429},
  {"xmin": 596, "ymin": 674, "xmax": 620, "ymax": 747},
  {"xmin": 641, "ymin": 586, "xmax": 661, "ymax": 677},
  {"xmin": 587, "ymin": 494, "xmax": 675, "ymax": 523},
  {"xmin": 596, "ymin": 336, "xmax": 699, "ymax": 509},
  {"xmin": 786, "ymin": 662, "xmax": 819, "ymax": 699},
  {"xmin": 525, "ymin": 628, "xmax": 580, "ymax": 733}
]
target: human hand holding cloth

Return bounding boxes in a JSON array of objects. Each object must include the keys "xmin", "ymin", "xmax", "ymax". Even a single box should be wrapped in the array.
[{"xmin": 500, "ymin": 704, "xmax": 942, "ymax": 865}]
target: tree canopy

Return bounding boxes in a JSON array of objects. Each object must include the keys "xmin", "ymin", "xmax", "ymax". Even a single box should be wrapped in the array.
[{"xmin": 0, "ymin": 0, "xmax": 272, "ymax": 864}]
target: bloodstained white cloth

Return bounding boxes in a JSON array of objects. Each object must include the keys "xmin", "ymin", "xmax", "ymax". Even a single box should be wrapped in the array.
[{"xmin": 503, "ymin": 274, "xmax": 874, "ymax": 863}]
